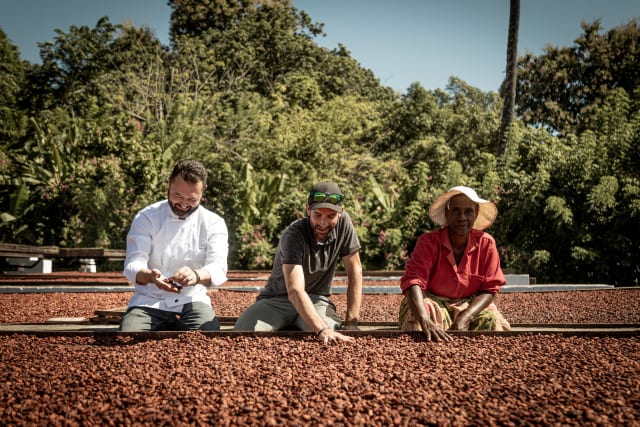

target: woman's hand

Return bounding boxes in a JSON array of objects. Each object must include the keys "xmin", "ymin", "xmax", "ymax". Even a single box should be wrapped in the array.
[
  {"xmin": 417, "ymin": 316, "xmax": 452, "ymax": 342},
  {"xmin": 450, "ymin": 293, "xmax": 495, "ymax": 330},
  {"xmin": 451, "ymin": 312, "xmax": 472, "ymax": 331},
  {"xmin": 406, "ymin": 285, "xmax": 452, "ymax": 342}
]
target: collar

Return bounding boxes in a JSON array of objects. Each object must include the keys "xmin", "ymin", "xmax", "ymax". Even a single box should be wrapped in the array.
[{"xmin": 441, "ymin": 227, "xmax": 480, "ymax": 254}]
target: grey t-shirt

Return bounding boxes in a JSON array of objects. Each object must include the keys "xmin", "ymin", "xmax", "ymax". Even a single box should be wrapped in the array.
[{"xmin": 259, "ymin": 211, "xmax": 361, "ymax": 297}]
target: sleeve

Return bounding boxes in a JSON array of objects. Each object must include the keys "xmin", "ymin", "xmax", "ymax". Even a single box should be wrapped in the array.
[
  {"xmin": 202, "ymin": 217, "xmax": 229, "ymax": 287},
  {"xmin": 479, "ymin": 235, "xmax": 506, "ymax": 294},
  {"xmin": 122, "ymin": 211, "xmax": 153, "ymax": 284},
  {"xmin": 339, "ymin": 213, "xmax": 361, "ymax": 257},
  {"xmin": 278, "ymin": 226, "xmax": 306, "ymax": 265},
  {"xmin": 399, "ymin": 233, "xmax": 438, "ymax": 294}
]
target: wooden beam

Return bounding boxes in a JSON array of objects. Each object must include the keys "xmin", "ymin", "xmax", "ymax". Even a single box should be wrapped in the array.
[
  {"xmin": 0, "ymin": 243, "xmax": 60, "ymax": 257},
  {"xmin": 0, "ymin": 243, "xmax": 125, "ymax": 260}
]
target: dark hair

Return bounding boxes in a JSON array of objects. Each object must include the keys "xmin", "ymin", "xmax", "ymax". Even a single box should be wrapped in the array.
[{"xmin": 169, "ymin": 159, "xmax": 208, "ymax": 188}]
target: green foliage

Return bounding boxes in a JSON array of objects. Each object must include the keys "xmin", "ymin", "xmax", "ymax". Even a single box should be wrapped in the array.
[
  {"xmin": 1, "ymin": 4, "xmax": 638, "ymax": 284},
  {"xmin": 230, "ymin": 162, "xmax": 289, "ymax": 269},
  {"xmin": 588, "ymin": 176, "xmax": 618, "ymax": 215},
  {"xmin": 544, "ymin": 196, "xmax": 573, "ymax": 227},
  {"xmin": 517, "ymin": 19, "xmax": 640, "ymax": 135},
  {"xmin": 235, "ymin": 221, "xmax": 277, "ymax": 270},
  {"xmin": 530, "ymin": 250, "xmax": 551, "ymax": 270},
  {"xmin": 0, "ymin": 28, "xmax": 26, "ymax": 142},
  {"xmin": 64, "ymin": 157, "xmax": 135, "ymax": 247},
  {"xmin": 23, "ymin": 18, "xmax": 119, "ymax": 114}
]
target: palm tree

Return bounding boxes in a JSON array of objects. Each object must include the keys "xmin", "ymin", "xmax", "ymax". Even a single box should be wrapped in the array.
[{"xmin": 497, "ymin": 0, "xmax": 520, "ymax": 157}]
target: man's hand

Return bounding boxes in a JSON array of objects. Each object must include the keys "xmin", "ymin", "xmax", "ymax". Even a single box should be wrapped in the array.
[
  {"xmin": 156, "ymin": 278, "xmax": 182, "ymax": 293},
  {"xmin": 318, "ymin": 328, "xmax": 354, "ymax": 345},
  {"xmin": 136, "ymin": 268, "xmax": 182, "ymax": 293},
  {"xmin": 147, "ymin": 268, "xmax": 182, "ymax": 293},
  {"xmin": 168, "ymin": 266, "xmax": 200, "ymax": 288}
]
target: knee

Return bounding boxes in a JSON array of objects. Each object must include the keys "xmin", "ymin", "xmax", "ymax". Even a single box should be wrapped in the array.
[
  {"xmin": 119, "ymin": 310, "xmax": 148, "ymax": 332},
  {"xmin": 234, "ymin": 318, "xmax": 275, "ymax": 331},
  {"xmin": 198, "ymin": 317, "xmax": 220, "ymax": 331}
]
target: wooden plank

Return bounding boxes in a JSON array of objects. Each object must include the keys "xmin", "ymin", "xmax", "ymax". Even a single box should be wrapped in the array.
[
  {"xmin": 102, "ymin": 248, "xmax": 126, "ymax": 259},
  {"xmin": 58, "ymin": 247, "xmax": 125, "ymax": 258},
  {"xmin": 0, "ymin": 244, "xmax": 125, "ymax": 260},
  {"xmin": 94, "ymin": 307, "xmax": 128, "ymax": 317},
  {"xmin": 58, "ymin": 248, "xmax": 104, "ymax": 257},
  {"xmin": 2, "ymin": 329, "xmax": 637, "ymax": 338},
  {"xmin": 0, "ymin": 243, "xmax": 126, "ymax": 260},
  {"xmin": 0, "ymin": 243, "xmax": 60, "ymax": 257}
]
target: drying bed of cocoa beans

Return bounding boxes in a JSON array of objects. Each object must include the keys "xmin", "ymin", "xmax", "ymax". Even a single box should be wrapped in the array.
[
  {"xmin": 1, "ymin": 331, "xmax": 638, "ymax": 426},
  {"xmin": 1, "ymin": 279, "xmax": 639, "ymax": 426},
  {"xmin": 1, "ymin": 288, "xmax": 640, "ymax": 324}
]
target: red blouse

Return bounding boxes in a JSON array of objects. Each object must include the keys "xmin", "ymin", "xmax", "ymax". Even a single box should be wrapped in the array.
[{"xmin": 400, "ymin": 227, "xmax": 506, "ymax": 298}]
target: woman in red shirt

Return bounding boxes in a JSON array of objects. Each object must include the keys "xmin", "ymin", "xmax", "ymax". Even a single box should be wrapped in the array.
[{"xmin": 399, "ymin": 186, "xmax": 510, "ymax": 341}]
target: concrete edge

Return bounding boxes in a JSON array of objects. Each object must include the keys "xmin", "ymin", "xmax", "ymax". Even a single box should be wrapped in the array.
[{"xmin": 0, "ymin": 284, "xmax": 622, "ymax": 294}]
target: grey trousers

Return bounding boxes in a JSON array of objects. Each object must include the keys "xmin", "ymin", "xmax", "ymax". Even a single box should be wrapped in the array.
[
  {"xmin": 234, "ymin": 294, "xmax": 342, "ymax": 331},
  {"xmin": 119, "ymin": 302, "xmax": 219, "ymax": 332}
]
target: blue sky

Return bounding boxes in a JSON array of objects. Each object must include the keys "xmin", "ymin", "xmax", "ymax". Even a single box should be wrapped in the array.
[{"xmin": 1, "ymin": 0, "xmax": 639, "ymax": 93}]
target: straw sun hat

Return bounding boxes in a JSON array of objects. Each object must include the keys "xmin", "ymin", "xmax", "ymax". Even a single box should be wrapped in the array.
[{"xmin": 428, "ymin": 186, "xmax": 498, "ymax": 230}]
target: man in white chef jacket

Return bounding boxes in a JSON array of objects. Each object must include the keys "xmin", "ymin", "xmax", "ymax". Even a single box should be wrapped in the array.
[{"xmin": 120, "ymin": 159, "xmax": 229, "ymax": 331}]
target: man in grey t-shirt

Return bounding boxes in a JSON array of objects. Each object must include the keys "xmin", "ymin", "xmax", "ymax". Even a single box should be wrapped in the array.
[{"xmin": 234, "ymin": 181, "xmax": 363, "ymax": 344}]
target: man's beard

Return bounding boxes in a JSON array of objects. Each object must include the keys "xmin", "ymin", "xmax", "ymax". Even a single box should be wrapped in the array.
[
  {"xmin": 313, "ymin": 224, "xmax": 334, "ymax": 242},
  {"xmin": 169, "ymin": 201, "xmax": 198, "ymax": 219}
]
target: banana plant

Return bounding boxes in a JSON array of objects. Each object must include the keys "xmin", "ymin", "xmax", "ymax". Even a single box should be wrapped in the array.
[{"xmin": 239, "ymin": 162, "xmax": 288, "ymax": 224}]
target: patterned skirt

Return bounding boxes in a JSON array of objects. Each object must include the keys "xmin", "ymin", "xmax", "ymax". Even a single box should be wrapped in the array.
[{"xmin": 398, "ymin": 292, "xmax": 511, "ymax": 331}]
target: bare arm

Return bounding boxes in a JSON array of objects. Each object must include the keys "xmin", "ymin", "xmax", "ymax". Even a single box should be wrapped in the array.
[
  {"xmin": 406, "ymin": 284, "xmax": 452, "ymax": 342},
  {"xmin": 283, "ymin": 264, "xmax": 353, "ymax": 344},
  {"xmin": 169, "ymin": 266, "xmax": 211, "ymax": 287},
  {"xmin": 342, "ymin": 251, "xmax": 362, "ymax": 329},
  {"xmin": 451, "ymin": 292, "xmax": 495, "ymax": 331},
  {"xmin": 284, "ymin": 264, "xmax": 327, "ymax": 332}
]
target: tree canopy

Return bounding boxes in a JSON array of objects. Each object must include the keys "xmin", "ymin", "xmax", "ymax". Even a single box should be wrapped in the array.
[{"xmin": 0, "ymin": 1, "xmax": 638, "ymax": 285}]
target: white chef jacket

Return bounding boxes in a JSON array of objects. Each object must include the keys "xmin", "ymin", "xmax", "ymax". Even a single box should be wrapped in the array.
[{"xmin": 123, "ymin": 200, "xmax": 229, "ymax": 312}]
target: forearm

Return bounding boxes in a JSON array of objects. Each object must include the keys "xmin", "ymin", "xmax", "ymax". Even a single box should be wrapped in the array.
[
  {"xmin": 345, "ymin": 276, "xmax": 362, "ymax": 324},
  {"xmin": 460, "ymin": 293, "xmax": 495, "ymax": 321},
  {"xmin": 405, "ymin": 284, "xmax": 451, "ymax": 341},
  {"xmin": 197, "ymin": 264, "xmax": 223, "ymax": 286},
  {"xmin": 191, "ymin": 267, "xmax": 210, "ymax": 286},
  {"xmin": 184, "ymin": 251, "xmax": 227, "ymax": 287},
  {"xmin": 406, "ymin": 284, "xmax": 430, "ymax": 320},
  {"xmin": 287, "ymin": 288, "xmax": 328, "ymax": 333},
  {"xmin": 345, "ymin": 262, "xmax": 362, "ymax": 326},
  {"xmin": 343, "ymin": 251, "xmax": 363, "ymax": 325}
]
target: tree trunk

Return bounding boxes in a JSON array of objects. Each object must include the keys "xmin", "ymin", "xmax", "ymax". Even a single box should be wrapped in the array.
[{"xmin": 497, "ymin": 0, "xmax": 520, "ymax": 157}]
